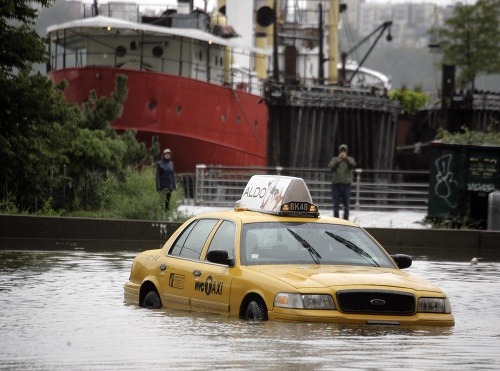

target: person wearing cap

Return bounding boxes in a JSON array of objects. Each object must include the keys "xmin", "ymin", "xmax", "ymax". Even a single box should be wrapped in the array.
[
  {"xmin": 156, "ymin": 148, "xmax": 176, "ymax": 210},
  {"xmin": 328, "ymin": 144, "xmax": 357, "ymax": 220}
]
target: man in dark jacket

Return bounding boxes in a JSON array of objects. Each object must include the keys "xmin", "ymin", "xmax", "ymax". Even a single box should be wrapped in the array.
[
  {"xmin": 328, "ymin": 144, "xmax": 357, "ymax": 220},
  {"xmin": 156, "ymin": 148, "xmax": 176, "ymax": 210}
]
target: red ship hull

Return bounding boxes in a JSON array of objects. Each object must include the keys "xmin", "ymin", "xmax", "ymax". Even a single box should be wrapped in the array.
[{"xmin": 49, "ymin": 67, "xmax": 268, "ymax": 172}]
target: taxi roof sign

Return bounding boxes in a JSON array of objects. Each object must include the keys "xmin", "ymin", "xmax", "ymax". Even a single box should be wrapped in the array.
[{"xmin": 236, "ymin": 175, "xmax": 319, "ymax": 217}]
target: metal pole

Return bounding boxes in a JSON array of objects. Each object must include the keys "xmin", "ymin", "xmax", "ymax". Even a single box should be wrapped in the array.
[
  {"xmin": 318, "ymin": 3, "xmax": 324, "ymax": 84},
  {"xmin": 50, "ymin": 168, "xmax": 54, "ymax": 199},
  {"xmin": 355, "ymin": 168, "xmax": 362, "ymax": 210},
  {"xmin": 140, "ymin": 31, "xmax": 144, "ymax": 70},
  {"xmin": 63, "ymin": 165, "xmax": 66, "ymax": 207},
  {"xmin": 272, "ymin": 0, "xmax": 279, "ymax": 81},
  {"xmin": 63, "ymin": 29, "xmax": 66, "ymax": 69}
]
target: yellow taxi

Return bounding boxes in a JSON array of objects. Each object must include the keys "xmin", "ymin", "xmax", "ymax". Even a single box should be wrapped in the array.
[{"xmin": 124, "ymin": 175, "xmax": 454, "ymax": 326}]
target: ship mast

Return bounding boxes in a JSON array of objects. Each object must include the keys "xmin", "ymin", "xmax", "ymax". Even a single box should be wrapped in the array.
[{"xmin": 328, "ymin": 0, "xmax": 340, "ymax": 85}]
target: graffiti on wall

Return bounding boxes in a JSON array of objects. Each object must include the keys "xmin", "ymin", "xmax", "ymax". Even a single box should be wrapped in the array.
[{"xmin": 434, "ymin": 154, "xmax": 459, "ymax": 208}]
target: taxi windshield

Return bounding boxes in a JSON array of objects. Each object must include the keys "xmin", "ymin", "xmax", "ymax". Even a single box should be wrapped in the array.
[{"xmin": 240, "ymin": 222, "xmax": 395, "ymax": 268}]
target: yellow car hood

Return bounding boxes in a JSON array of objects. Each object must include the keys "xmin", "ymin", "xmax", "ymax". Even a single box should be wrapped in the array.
[{"xmin": 248, "ymin": 264, "xmax": 441, "ymax": 292}]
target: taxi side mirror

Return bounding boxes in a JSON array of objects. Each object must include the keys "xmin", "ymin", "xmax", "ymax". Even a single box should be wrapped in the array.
[
  {"xmin": 391, "ymin": 254, "xmax": 412, "ymax": 269},
  {"xmin": 206, "ymin": 250, "xmax": 234, "ymax": 267}
]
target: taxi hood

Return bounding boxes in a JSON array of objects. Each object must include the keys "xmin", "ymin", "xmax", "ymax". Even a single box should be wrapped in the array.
[{"xmin": 247, "ymin": 265, "xmax": 441, "ymax": 292}]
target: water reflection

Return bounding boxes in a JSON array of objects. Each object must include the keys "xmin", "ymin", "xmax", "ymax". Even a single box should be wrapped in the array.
[{"xmin": 0, "ymin": 250, "xmax": 499, "ymax": 370}]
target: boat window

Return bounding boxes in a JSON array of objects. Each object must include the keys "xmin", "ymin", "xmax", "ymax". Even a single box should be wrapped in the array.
[
  {"xmin": 115, "ymin": 46, "xmax": 126, "ymax": 57},
  {"xmin": 152, "ymin": 46, "xmax": 163, "ymax": 58}
]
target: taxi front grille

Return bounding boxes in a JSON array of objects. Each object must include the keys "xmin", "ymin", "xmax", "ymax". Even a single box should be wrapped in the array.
[{"xmin": 336, "ymin": 290, "xmax": 415, "ymax": 315}]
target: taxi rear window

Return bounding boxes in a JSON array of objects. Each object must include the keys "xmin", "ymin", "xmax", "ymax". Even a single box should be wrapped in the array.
[
  {"xmin": 169, "ymin": 219, "xmax": 218, "ymax": 259},
  {"xmin": 240, "ymin": 222, "xmax": 394, "ymax": 268}
]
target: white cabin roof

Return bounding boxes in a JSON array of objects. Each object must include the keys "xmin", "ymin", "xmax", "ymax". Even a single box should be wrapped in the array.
[{"xmin": 47, "ymin": 15, "xmax": 271, "ymax": 56}]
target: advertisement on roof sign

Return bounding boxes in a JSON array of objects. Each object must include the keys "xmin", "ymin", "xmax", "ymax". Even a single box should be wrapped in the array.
[{"xmin": 241, "ymin": 176, "xmax": 292, "ymax": 212}]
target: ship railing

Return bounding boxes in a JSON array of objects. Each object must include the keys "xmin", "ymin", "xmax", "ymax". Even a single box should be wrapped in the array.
[
  {"xmin": 49, "ymin": 48, "xmax": 265, "ymax": 96},
  {"xmin": 181, "ymin": 165, "xmax": 430, "ymax": 211}
]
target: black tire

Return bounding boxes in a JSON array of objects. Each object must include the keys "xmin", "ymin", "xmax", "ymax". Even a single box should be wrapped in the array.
[
  {"xmin": 143, "ymin": 290, "xmax": 162, "ymax": 309},
  {"xmin": 244, "ymin": 299, "xmax": 267, "ymax": 320}
]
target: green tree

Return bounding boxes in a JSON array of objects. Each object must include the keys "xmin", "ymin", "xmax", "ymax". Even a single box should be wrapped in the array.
[
  {"xmin": 0, "ymin": 1, "xmax": 151, "ymax": 213},
  {"xmin": 388, "ymin": 86, "xmax": 429, "ymax": 117},
  {"xmin": 434, "ymin": 0, "xmax": 500, "ymax": 89},
  {"xmin": 0, "ymin": 72, "xmax": 143, "ymax": 212},
  {"xmin": 0, "ymin": 0, "xmax": 80, "ymax": 210},
  {"xmin": 0, "ymin": 0, "xmax": 51, "ymax": 78},
  {"xmin": 66, "ymin": 75, "xmax": 150, "ymax": 209}
]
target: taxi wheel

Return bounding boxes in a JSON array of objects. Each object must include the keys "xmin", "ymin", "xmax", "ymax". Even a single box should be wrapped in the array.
[
  {"xmin": 143, "ymin": 290, "xmax": 162, "ymax": 309},
  {"xmin": 245, "ymin": 299, "xmax": 267, "ymax": 320}
]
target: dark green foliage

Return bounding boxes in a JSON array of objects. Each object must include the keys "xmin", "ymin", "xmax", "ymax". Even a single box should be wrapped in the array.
[
  {"xmin": 0, "ymin": 0, "xmax": 51, "ymax": 77},
  {"xmin": 80, "ymin": 74, "xmax": 128, "ymax": 131},
  {"xmin": 388, "ymin": 87, "xmax": 429, "ymax": 117},
  {"xmin": 436, "ymin": 122, "xmax": 500, "ymax": 145},
  {"xmin": 433, "ymin": 0, "xmax": 500, "ymax": 89},
  {"xmin": 0, "ymin": 0, "xmax": 156, "ymax": 216}
]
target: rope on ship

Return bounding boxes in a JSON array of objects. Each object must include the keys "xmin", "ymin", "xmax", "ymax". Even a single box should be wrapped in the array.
[{"xmin": 229, "ymin": 87, "xmax": 267, "ymax": 153}]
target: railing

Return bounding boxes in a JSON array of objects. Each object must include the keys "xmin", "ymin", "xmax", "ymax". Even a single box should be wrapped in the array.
[{"xmin": 189, "ymin": 165, "xmax": 430, "ymax": 211}]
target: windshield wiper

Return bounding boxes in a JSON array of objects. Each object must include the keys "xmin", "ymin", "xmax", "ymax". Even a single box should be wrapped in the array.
[
  {"xmin": 287, "ymin": 228, "xmax": 322, "ymax": 264},
  {"xmin": 325, "ymin": 231, "xmax": 380, "ymax": 267}
]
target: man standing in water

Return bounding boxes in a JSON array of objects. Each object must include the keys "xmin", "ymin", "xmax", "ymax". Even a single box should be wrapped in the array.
[
  {"xmin": 328, "ymin": 144, "xmax": 357, "ymax": 220},
  {"xmin": 156, "ymin": 148, "xmax": 176, "ymax": 210}
]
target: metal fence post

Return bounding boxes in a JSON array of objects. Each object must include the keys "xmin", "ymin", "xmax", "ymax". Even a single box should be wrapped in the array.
[
  {"xmin": 195, "ymin": 164, "xmax": 206, "ymax": 205},
  {"xmin": 355, "ymin": 168, "xmax": 362, "ymax": 210}
]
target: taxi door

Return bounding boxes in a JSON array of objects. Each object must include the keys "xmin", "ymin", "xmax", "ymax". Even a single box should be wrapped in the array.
[
  {"xmin": 160, "ymin": 256, "xmax": 194, "ymax": 311},
  {"xmin": 189, "ymin": 220, "xmax": 236, "ymax": 314},
  {"xmin": 159, "ymin": 219, "xmax": 220, "ymax": 311}
]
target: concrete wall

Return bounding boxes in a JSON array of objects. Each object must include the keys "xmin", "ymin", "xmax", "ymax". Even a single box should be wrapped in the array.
[
  {"xmin": 0, "ymin": 215, "xmax": 177, "ymax": 251},
  {"xmin": 1, "ymin": 215, "xmax": 498, "ymax": 260},
  {"xmin": 365, "ymin": 228, "xmax": 499, "ymax": 261}
]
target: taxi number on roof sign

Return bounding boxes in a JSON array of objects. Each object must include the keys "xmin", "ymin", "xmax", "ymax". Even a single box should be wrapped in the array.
[{"xmin": 287, "ymin": 202, "xmax": 312, "ymax": 211}]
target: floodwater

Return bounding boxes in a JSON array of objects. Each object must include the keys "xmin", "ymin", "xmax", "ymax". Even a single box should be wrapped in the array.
[{"xmin": 1, "ymin": 249, "xmax": 499, "ymax": 371}]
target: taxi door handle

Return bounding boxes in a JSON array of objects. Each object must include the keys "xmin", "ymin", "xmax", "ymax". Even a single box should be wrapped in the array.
[{"xmin": 193, "ymin": 270, "xmax": 201, "ymax": 277}]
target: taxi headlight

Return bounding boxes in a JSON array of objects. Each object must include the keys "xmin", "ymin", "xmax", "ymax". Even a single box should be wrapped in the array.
[
  {"xmin": 418, "ymin": 297, "xmax": 451, "ymax": 313},
  {"xmin": 274, "ymin": 293, "xmax": 335, "ymax": 310}
]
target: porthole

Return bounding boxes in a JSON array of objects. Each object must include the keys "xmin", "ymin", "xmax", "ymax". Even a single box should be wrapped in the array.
[
  {"xmin": 221, "ymin": 114, "xmax": 226, "ymax": 123},
  {"xmin": 148, "ymin": 101, "xmax": 157, "ymax": 110},
  {"xmin": 115, "ymin": 45, "xmax": 126, "ymax": 57},
  {"xmin": 176, "ymin": 106, "xmax": 182, "ymax": 114},
  {"xmin": 236, "ymin": 117, "xmax": 241, "ymax": 125},
  {"xmin": 152, "ymin": 46, "xmax": 163, "ymax": 58}
]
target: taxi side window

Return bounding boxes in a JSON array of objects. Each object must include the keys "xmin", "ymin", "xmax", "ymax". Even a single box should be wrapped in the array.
[
  {"xmin": 207, "ymin": 221, "xmax": 236, "ymax": 259},
  {"xmin": 169, "ymin": 219, "xmax": 218, "ymax": 260}
]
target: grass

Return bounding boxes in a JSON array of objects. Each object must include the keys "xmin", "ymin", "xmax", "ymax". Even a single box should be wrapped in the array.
[{"xmin": 1, "ymin": 167, "xmax": 192, "ymax": 223}]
